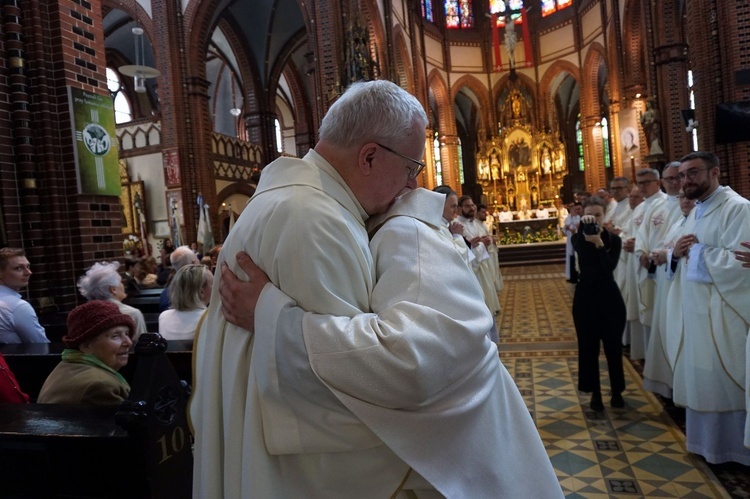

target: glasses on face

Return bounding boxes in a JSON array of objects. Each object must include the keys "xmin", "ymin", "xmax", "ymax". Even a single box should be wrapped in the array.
[
  {"xmin": 376, "ymin": 142, "xmax": 426, "ymax": 179},
  {"xmin": 662, "ymin": 176, "xmax": 680, "ymax": 183},
  {"xmin": 636, "ymin": 179, "xmax": 658, "ymax": 187},
  {"xmin": 677, "ymin": 167, "xmax": 709, "ymax": 181}
]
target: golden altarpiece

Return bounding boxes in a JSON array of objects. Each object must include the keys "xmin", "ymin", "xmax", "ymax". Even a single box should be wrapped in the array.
[{"xmin": 476, "ymin": 85, "xmax": 566, "ymax": 212}]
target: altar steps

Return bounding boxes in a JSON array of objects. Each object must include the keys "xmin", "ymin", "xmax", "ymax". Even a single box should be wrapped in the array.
[{"xmin": 497, "ymin": 241, "xmax": 566, "ymax": 267}]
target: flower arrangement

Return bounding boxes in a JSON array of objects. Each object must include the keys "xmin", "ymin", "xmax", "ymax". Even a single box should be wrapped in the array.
[{"xmin": 498, "ymin": 225, "xmax": 561, "ymax": 245}]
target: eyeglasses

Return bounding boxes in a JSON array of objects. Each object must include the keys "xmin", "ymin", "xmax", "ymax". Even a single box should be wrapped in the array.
[
  {"xmin": 677, "ymin": 167, "xmax": 709, "ymax": 181},
  {"xmin": 376, "ymin": 142, "xmax": 426, "ymax": 179},
  {"xmin": 636, "ymin": 179, "xmax": 658, "ymax": 187},
  {"xmin": 662, "ymin": 176, "xmax": 681, "ymax": 183}
]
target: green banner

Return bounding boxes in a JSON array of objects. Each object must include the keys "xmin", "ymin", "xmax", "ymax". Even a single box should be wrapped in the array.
[{"xmin": 68, "ymin": 87, "xmax": 120, "ymax": 195}]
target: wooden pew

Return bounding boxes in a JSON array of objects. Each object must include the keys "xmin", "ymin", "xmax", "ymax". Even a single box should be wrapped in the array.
[
  {"xmin": 123, "ymin": 287, "xmax": 165, "ymax": 315},
  {"xmin": 0, "ymin": 333, "xmax": 193, "ymax": 498},
  {"xmin": 1, "ymin": 340, "xmax": 194, "ymax": 402}
]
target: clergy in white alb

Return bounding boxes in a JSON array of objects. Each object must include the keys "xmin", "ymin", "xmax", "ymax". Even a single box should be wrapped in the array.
[
  {"xmin": 666, "ymin": 152, "xmax": 750, "ymax": 465},
  {"xmin": 457, "ymin": 197, "xmax": 501, "ymax": 316},
  {"xmin": 627, "ymin": 170, "xmax": 666, "ymax": 360},
  {"xmin": 620, "ymin": 187, "xmax": 645, "ymax": 348},
  {"xmin": 642, "ymin": 193, "xmax": 694, "ymax": 398}
]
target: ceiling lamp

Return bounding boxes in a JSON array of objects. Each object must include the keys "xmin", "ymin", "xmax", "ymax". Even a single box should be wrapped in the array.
[{"xmin": 118, "ymin": 27, "xmax": 160, "ymax": 93}]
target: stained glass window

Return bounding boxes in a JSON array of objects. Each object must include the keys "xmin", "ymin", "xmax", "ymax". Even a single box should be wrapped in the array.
[
  {"xmin": 457, "ymin": 138, "xmax": 465, "ymax": 184},
  {"xmin": 490, "ymin": 0, "xmax": 523, "ymax": 27},
  {"xmin": 576, "ymin": 117, "xmax": 584, "ymax": 172},
  {"xmin": 601, "ymin": 117, "xmax": 611, "ymax": 168},
  {"xmin": 688, "ymin": 70, "xmax": 698, "ymax": 151},
  {"xmin": 434, "ymin": 132, "xmax": 443, "ymax": 185},
  {"xmin": 422, "ymin": 0, "xmax": 434, "ymax": 22},
  {"xmin": 445, "ymin": 0, "xmax": 474, "ymax": 29},
  {"xmin": 541, "ymin": 0, "xmax": 573, "ymax": 18}
]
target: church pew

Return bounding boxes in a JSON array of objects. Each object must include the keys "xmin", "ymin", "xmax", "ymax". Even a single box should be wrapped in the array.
[
  {"xmin": 0, "ymin": 333, "xmax": 192, "ymax": 498},
  {"xmin": 1, "ymin": 339, "xmax": 193, "ymax": 402}
]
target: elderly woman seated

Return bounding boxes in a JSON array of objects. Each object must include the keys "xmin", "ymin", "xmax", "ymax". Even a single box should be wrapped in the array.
[
  {"xmin": 77, "ymin": 261, "xmax": 147, "ymax": 342},
  {"xmin": 37, "ymin": 300, "xmax": 134, "ymax": 405},
  {"xmin": 158, "ymin": 264, "xmax": 213, "ymax": 341}
]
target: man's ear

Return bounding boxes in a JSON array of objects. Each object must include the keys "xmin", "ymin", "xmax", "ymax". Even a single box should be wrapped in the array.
[{"xmin": 358, "ymin": 143, "xmax": 377, "ymax": 176}]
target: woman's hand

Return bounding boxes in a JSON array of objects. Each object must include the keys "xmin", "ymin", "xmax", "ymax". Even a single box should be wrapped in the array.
[{"xmin": 219, "ymin": 251, "xmax": 271, "ymax": 333}]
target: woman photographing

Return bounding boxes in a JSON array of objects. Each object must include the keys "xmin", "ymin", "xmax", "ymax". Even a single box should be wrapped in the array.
[{"xmin": 572, "ymin": 197, "xmax": 626, "ymax": 411}]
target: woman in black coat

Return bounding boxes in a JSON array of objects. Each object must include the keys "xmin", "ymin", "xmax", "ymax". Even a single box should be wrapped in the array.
[{"xmin": 572, "ymin": 197, "xmax": 626, "ymax": 411}]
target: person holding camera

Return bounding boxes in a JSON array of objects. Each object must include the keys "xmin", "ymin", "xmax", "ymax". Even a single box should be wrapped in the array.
[{"xmin": 572, "ymin": 197, "xmax": 627, "ymax": 411}]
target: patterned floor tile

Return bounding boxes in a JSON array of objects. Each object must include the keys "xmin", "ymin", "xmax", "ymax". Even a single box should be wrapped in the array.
[{"xmin": 494, "ymin": 264, "xmax": 739, "ymax": 498}]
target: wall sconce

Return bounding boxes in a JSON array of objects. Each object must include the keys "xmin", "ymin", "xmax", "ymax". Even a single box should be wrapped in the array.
[{"xmin": 118, "ymin": 27, "xmax": 160, "ymax": 93}]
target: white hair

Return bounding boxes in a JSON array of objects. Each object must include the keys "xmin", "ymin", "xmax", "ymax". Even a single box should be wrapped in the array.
[{"xmin": 77, "ymin": 261, "xmax": 121, "ymax": 300}]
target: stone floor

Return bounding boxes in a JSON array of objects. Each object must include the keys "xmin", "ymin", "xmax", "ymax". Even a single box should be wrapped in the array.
[{"xmin": 496, "ymin": 264, "xmax": 749, "ymax": 498}]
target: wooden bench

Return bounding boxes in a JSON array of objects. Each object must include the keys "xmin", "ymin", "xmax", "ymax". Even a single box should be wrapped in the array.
[
  {"xmin": 1, "ymin": 339, "xmax": 194, "ymax": 402},
  {"xmin": 0, "ymin": 333, "xmax": 193, "ymax": 498},
  {"xmin": 123, "ymin": 287, "xmax": 165, "ymax": 315}
]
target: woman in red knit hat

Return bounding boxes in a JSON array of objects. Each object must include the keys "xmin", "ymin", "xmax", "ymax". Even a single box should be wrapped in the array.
[{"xmin": 37, "ymin": 300, "xmax": 134, "ymax": 406}]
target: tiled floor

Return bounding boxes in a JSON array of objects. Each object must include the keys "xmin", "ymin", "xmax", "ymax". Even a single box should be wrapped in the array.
[{"xmin": 496, "ymin": 264, "xmax": 747, "ymax": 498}]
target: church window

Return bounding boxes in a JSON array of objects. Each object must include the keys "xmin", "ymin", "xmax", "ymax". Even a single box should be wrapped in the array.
[
  {"xmin": 541, "ymin": 0, "xmax": 573, "ymax": 18},
  {"xmin": 457, "ymin": 138, "xmax": 465, "ymax": 184},
  {"xmin": 422, "ymin": 0, "xmax": 434, "ymax": 22},
  {"xmin": 490, "ymin": 0, "xmax": 522, "ymax": 27},
  {"xmin": 433, "ymin": 132, "xmax": 443, "ymax": 185},
  {"xmin": 576, "ymin": 117, "xmax": 584, "ymax": 171},
  {"xmin": 107, "ymin": 67, "xmax": 132, "ymax": 124},
  {"xmin": 601, "ymin": 117, "xmax": 611, "ymax": 168},
  {"xmin": 445, "ymin": 0, "xmax": 474, "ymax": 29},
  {"xmin": 274, "ymin": 118, "xmax": 283, "ymax": 153},
  {"xmin": 688, "ymin": 70, "xmax": 698, "ymax": 151}
]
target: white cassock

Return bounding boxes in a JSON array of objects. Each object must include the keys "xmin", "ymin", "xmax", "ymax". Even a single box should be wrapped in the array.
[
  {"xmin": 441, "ymin": 217, "xmax": 475, "ymax": 270},
  {"xmin": 634, "ymin": 192, "xmax": 670, "ymax": 354},
  {"xmin": 458, "ymin": 215, "xmax": 502, "ymax": 315},
  {"xmin": 642, "ymin": 209, "xmax": 688, "ymax": 398},
  {"xmin": 665, "ymin": 186, "xmax": 750, "ymax": 464},
  {"xmin": 625, "ymin": 193, "xmax": 665, "ymax": 359},
  {"xmin": 610, "ymin": 199, "xmax": 632, "ymax": 295},
  {"xmin": 480, "ymin": 218, "xmax": 504, "ymax": 293},
  {"xmin": 603, "ymin": 198, "xmax": 618, "ymax": 224}
]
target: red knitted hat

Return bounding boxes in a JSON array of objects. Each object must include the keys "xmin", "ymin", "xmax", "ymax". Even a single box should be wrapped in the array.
[{"xmin": 63, "ymin": 300, "xmax": 135, "ymax": 348}]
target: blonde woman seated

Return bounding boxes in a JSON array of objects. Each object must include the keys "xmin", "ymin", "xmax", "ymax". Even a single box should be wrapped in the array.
[
  {"xmin": 77, "ymin": 261, "xmax": 147, "ymax": 342},
  {"xmin": 38, "ymin": 300, "xmax": 134, "ymax": 405},
  {"xmin": 158, "ymin": 264, "xmax": 213, "ymax": 341}
]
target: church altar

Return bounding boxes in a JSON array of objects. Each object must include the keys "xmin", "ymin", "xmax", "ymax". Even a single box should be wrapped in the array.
[{"xmin": 495, "ymin": 217, "xmax": 561, "ymax": 245}]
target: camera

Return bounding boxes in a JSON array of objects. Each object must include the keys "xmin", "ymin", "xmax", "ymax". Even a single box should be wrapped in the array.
[{"xmin": 581, "ymin": 222, "xmax": 599, "ymax": 235}]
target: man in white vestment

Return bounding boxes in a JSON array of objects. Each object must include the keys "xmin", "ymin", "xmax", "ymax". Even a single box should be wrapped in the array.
[
  {"xmin": 457, "ymin": 196, "xmax": 502, "ymax": 316},
  {"xmin": 535, "ymin": 204, "xmax": 550, "ymax": 219},
  {"xmin": 597, "ymin": 187, "xmax": 618, "ymax": 224},
  {"xmin": 603, "ymin": 177, "xmax": 632, "ymax": 296},
  {"xmin": 738, "ymin": 242, "xmax": 750, "ymax": 448},
  {"xmin": 666, "ymin": 151, "xmax": 750, "ymax": 465},
  {"xmin": 433, "ymin": 185, "xmax": 474, "ymax": 270},
  {"xmin": 498, "ymin": 205, "xmax": 514, "ymax": 222},
  {"xmin": 220, "ymin": 188, "xmax": 562, "ymax": 497},
  {"xmin": 626, "ymin": 168, "xmax": 667, "ymax": 360},
  {"xmin": 620, "ymin": 187, "xmax": 644, "ymax": 348},
  {"xmin": 642, "ymin": 190, "xmax": 694, "ymax": 398},
  {"xmin": 476, "ymin": 203, "xmax": 505, "ymax": 296}
]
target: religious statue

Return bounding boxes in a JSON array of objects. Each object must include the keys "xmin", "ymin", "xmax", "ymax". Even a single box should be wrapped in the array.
[
  {"xmin": 478, "ymin": 159, "xmax": 490, "ymax": 180},
  {"xmin": 541, "ymin": 145, "xmax": 552, "ymax": 174},
  {"xmin": 504, "ymin": 14, "xmax": 517, "ymax": 70},
  {"xmin": 511, "ymin": 93, "xmax": 522, "ymax": 119},
  {"xmin": 640, "ymin": 99, "xmax": 664, "ymax": 155},
  {"xmin": 490, "ymin": 152, "xmax": 500, "ymax": 179}
]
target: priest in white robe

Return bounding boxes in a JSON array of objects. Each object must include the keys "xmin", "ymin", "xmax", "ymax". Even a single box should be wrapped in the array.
[
  {"xmin": 477, "ymin": 203, "xmax": 505, "ymax": 295},
  {"xmin": 620, "ymin": 187, "xmax": 645, "ymax": 348},
  {"xmin": 190, "ymin": 80, "xmax": 434, "ymax": 497},
  {"xmin": 642, "ymin": 192, "xmax": 694, "ymax": 397},
  {"xmin": 627, "ymin": 169, "xmax": 666, "ymax": 359},
  {"xmin": 666, "ymin": 151, "xmax": 750, "ymax": 465},
  {"xmin": 433, "ymin": 185, "xmax": 475, "ymax": 270},
  {"xmin": 457, "ymin": 196, "xmax": 502, "ymax": 316}
]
